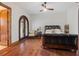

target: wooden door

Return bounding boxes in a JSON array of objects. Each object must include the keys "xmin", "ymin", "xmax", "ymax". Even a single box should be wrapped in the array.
[
  {"xmin": 19, "ymin": 15, "xmax": 29, "ymax": 40},
  {"xmin": 0, "ymin": 3, "xmax": 11, "ymax": 46}
]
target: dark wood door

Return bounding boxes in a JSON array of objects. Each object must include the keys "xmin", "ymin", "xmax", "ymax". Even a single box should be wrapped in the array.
[{"xmin": 19, "ymin": 15, "xmax": 29, "ymax": 40}]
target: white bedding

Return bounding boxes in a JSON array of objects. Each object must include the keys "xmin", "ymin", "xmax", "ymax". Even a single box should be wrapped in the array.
[
  {"xmin": 45, "ymin": 29, "xmax": 64, "ymax": 34},
  {"xmin": 45, "ymin": 29, "xmax": 53, "ymax": 34}
]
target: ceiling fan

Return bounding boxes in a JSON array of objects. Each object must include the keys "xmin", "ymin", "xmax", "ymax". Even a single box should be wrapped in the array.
[{"xmin": 40, "ymin": 2, "xmax": 54, "ymax": 12}]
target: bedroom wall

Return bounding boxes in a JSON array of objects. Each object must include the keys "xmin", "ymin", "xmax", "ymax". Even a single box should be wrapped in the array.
[
  {"xmin": 31, "ymin": 12, "xmax": 67, "ymax": 33},
  {"xmin": 67, "ymin": 4, "xmax": 78, "ymax": 34},
  {"xmin": 3, "ymin": 2, "xmax": 31, "ymax": 43},
  {"xmin": 31, "ymin": 5, "xmax": 78, "ymax": 34}
]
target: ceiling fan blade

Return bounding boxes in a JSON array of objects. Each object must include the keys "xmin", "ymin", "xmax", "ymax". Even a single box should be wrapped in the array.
[{"xmin": 47, "ymin": 8, "xmax": 54, "ymax": 10}]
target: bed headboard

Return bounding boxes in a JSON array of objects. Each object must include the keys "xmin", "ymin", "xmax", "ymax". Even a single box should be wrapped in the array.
[
  {"xmin": 45, "ymin": 25, "xmax": 61, "ymax": 29},
  {"xmin": 44, "ymin": 25, "xmax": 61, "ymax": 32}
]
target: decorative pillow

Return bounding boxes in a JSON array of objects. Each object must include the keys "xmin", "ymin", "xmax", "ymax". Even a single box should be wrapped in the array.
[
  {"xmin": 54, "ymin": 29, "xmax": 63, "ymax": 34},
  {"xmin": 45, "ymin": 29, "xmax": 53, "ymax": 34}
]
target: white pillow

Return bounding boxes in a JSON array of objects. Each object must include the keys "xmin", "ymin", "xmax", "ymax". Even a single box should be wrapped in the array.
[
  {"xmin": 45, "ymin": 29, "xmax": 52, "ymax": 34},
  {"xmin": 54, "ymin": 29, "xmax": 63, "ymax": 34}
]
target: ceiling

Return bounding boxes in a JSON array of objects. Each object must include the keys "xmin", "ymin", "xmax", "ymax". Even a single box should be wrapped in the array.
[{"xmin": 5, "ymin": 2, "xmax": 78, "ymax": 14}]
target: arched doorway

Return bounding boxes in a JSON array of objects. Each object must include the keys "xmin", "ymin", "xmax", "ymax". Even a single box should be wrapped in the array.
[{"xmin": 19, "ymin": 15, "xmax": 29, "ymax": 40}]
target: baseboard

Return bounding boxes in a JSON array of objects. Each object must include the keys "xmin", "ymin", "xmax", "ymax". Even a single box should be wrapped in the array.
[
  {"xmin": 11, "ymin": 40, "xmax": 19, "ymax": 46},
  {"xmin": 0, "ymin": 43, "xmax": 7, "ymax": 46},
  {"xmin": 0, "ymin": 41, "xmax": 7, "ymax": 46}
]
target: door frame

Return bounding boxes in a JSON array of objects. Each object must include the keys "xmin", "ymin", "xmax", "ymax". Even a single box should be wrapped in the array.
[
  {"xmin": 0, "ymin": 2, "xmax": 11, "ymax": 46},
  {"xmin": 19, "ymin": 15, "xmax": 29, "ymax": 40}
]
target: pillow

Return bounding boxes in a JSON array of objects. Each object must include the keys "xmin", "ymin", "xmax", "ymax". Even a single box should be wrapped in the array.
[
  {"xmin": 54, "ymin": 29, "xmax": 63, "ymax": 34},
  {"xmin": 45, "ymin": 29, "xmax": 53, "ymax": 34}
]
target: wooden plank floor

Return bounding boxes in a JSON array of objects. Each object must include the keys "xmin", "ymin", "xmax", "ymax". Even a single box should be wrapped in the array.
[{"xmin": 0, "ymin": 38, "xmax": 76, "ymax": 56}]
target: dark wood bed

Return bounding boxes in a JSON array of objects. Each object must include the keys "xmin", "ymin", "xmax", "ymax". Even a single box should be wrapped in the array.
[{"xmin": 42, "ymin": 25, "xmax": 78, "ymax": 51}]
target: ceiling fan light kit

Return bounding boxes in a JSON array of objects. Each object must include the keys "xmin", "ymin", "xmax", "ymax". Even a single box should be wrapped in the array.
[{"xmin": 43, "ymin": 8, "xmax": 47, "ymax": 11}]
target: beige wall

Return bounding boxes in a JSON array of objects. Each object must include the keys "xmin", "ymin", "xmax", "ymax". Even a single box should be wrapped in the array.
[
  {"xmin": 3, "ymin": 2, "xmax": 31, "ymax": 43},
  {"xmin": 31, "ymin": 12, "xmax": 67, "ymax": 33},
  {"xmin": 67, "ymin": 4, "xmax": 78, "ymax": 34}
]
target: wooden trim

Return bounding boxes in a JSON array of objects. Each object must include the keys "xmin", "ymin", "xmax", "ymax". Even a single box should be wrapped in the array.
[
  {"xmin": 0, "ymin": 2, "xmax": 12, "ymax": 46},
  {"xmin": 0, "ymin": 2, "xmax": 11, "ymax": 9},
  {"xmin": 19, "ymin": 15, "xmax": 29, "ymax": 40},
  {"xmin": 0, "ymin": 9, "xmax": 1, "ymax": 41}
]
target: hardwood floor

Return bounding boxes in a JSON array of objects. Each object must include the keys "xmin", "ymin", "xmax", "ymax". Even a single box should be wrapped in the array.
[
  {"xmin": 0, "ymin": 45, "xmax": 7, "ymax": 50},
  {"xmin": 0, "ymin": 38, "xmax": 76, "ymax": 56}
]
